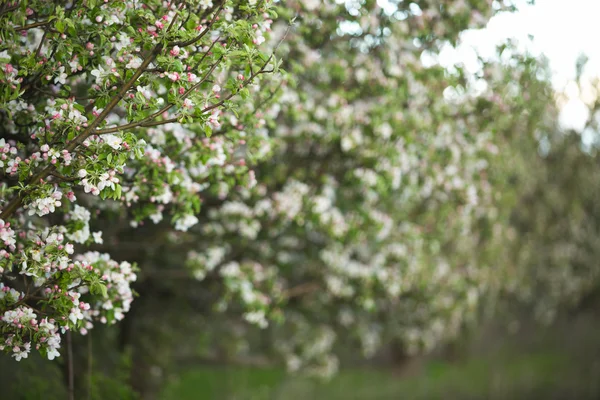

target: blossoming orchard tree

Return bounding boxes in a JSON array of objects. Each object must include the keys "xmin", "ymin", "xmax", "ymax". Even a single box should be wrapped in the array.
[
  {"xmin": 214, "ymin": 0, "xmax": 556, "ymax": 372},
  {"xmin": 0, "ymin": 0, "xmax": 284, "ymax": 362},
  {"xmin": 0, "ymin": 0, "xmax": 555, "ymax": 385},
  {"xmin": 497, "ymin": 68, "xmax": 600, "ymax": 324},
  {"xmin": 177, "ymin": 0, "xmax": 550, "ymax": 376}
]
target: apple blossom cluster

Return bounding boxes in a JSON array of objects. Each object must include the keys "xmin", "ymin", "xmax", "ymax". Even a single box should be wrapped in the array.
[
  {"xmin": 0, "ymin": 236, "xmax": 137, "ymax": 361},
  {"xmin": 75, "ymin": 252, "xmax": 138, "ymax": 326},
  {"xmin": 0, "ymin": 304, "xmax": 61, "ymax": 361},
  {"xmin": 1, "ymin": 0, "xmax": 283, "ymax": 361},
  {"xmin": 0, "ymin": 198, "xmax": 139, "ymax": 358}
]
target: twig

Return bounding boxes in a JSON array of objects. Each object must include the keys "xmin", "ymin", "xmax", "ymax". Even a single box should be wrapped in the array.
[
  {"xmin": 87, "ymin": 330, "xmax": 92, "ymax": 400},
  {"xmin": 283, "ymin": 282, "xmax": 320, "ymax": 299},
  {"xmin": 171, "ymin": 3, "xmax": 224, "ymax": 47},
  {"xmin": 15, "ymin": 20, "xmax": 50, "ymax": 31},
  {"xmin": 35, "ymin": 30, "xmax": 47, "ymax": 57},
  {"xmin": 49, "ymin": 171, "xmax": 79, "ymax": 182},
  {"xmin": 67, "ymin": 330, "xmax": 75, "ymax": 400}
]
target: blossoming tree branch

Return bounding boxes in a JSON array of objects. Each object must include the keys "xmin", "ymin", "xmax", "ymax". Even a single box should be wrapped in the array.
[{"xmin": 0, "ymin": 0, "xmax": 282, "ymax": 361}]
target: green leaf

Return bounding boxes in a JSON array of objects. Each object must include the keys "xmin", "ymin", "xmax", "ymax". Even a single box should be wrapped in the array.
[
  {"xmin": 173, "ymin": 60, "xmax": 184, "ymax": 73},
  {"xmin": 239, "ymin": 88, "xmax": 250, "ymax": 99},
  {"xmin": 55, "ymin": 20, "xmax": 65, "ymax": 33}
]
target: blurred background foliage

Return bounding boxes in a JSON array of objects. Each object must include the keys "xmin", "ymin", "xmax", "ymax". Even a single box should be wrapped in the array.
[{"xmin": 3, "ymin": 0, "xmax": 600, "ymax": 398}]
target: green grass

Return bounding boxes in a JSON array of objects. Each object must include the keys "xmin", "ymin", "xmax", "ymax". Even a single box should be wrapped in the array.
[
  {"xmin": 160, "ymin": 350, "xmax": 597, "ymax": 400},
  {"xmin": 160, "ymin": 366, "xmax": 286, "ymax": 400}
]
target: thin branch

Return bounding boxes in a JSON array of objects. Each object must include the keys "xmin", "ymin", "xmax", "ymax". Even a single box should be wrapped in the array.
[
  {"xmin": 15, "ymin": 20, "xmax": 50, "ymax": 31},
  {"xmin": 67, "ymin": 330, "xmax": 75, "ymax": 400},
  {"xmin": 282, "ymin": 282, "xmax": 320, "ymax": 299},
  {"xmin": 171, "ymin": 2, "xmax": 224, "ymax": 47},
  {"xmin": 140, "ymin": 269, "xmax": 192, "ymax": 279},
  {"xmin": 254, "ymin": 80, "xmax": 284, "ymax": 111},
  {"xmin": 49, "ymin": 171, "xmax": 78, "ymax": 182},
  {"xmin": 35, "ymin": 30, "xmax": 47, "ymax": 57},
  {"xmin": 166, "ymin": 1, "xmax": 185, "ymax": 31},
  {"xmin": 191, "ymin": 34, "xmax": 221, "ymax": 72},
  {"xmin": 87, "ymin": 330, "xmax": 93, "ymax": 400},
  {"xmin": 20, "ymin": 43, "xmax": 59, "ymax": 96},
  {"xmin": 201, "ymin": 54, "xmax": 275, "ymax": 114},
  {"xmin": 0, "ymin": 3, "xmax": 19, "ymax": 17},
  {"xmin": 198, "ymin": 19, "xmax": 293, "ymax": 112}
]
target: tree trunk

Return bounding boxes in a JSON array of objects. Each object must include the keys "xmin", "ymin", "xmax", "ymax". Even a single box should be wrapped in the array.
[{"xmin": 390, "ymin": 341, "xmax": 424, "ymax": 378}]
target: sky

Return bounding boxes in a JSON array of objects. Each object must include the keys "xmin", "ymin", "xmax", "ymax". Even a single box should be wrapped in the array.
[{"xmin": 441, "ymin": 0, "xmax": 600, "ymax": 130}]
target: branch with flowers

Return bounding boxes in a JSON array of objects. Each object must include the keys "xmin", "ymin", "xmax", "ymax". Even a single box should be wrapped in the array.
[{"xmin": 0, "ymin": 0, "xmax": 284, "ymax": 362}]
